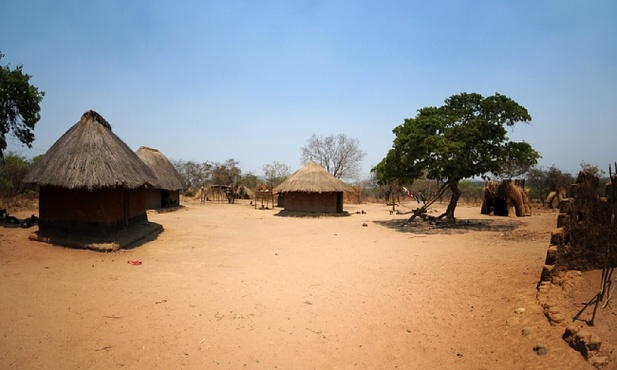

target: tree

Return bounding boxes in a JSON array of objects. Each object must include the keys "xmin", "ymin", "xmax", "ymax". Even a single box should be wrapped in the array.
[
  {"xmin": 211, "ymin": 158, "xmax": 242, "ymax": 203},
  {"xmin": 579, "ymin": 160, "xmax": 605, "ymax": 178},
  {"xmin": 171, "ymin": 159, "xmax": 212, "ymax": 188},
  {"xmin": 526, "ymin": 165, "xmax": 574, "ymax": 203},
  {"xmin": 301, "ymin": 133, "xmax": 366, "ymax": 181},
  {"xmin": 262, "ymin": 160, "xmax": 290, "ymax": 190},
  {"xmin": 211, "ymin": 158, "xmax": 241, "ymax": 186},
  {"xmin": 0, "ymin": 52, "xmax": 45, "ymax": 160},
  {"xmin": 0, "ymin": 152, "xmax": 32, "ymax": 202},
  {"xmin": 372, "ymin": 92, "xmax": 540, "ymax": 221},
  {"xmin": 241, "ymin": 172, "xmax": 260, "ymax": 191}
]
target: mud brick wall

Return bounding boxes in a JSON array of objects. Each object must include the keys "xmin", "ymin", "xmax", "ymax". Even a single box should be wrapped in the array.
[{"xmin": 541, "ymin": 172, "xmax": 616, "ymax": 280}]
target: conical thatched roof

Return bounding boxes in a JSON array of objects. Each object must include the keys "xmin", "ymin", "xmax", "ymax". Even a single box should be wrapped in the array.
[
  {"xmin": 136, "ymin": 146, "xmax": 185, "ymax": 191},
  {"xmin": 25, "ymin": 110, "xmax": 159, "ymax": 190},
  {"xmin": 273, "ymin": 161, "xmax": 354, "ymax": 193}
]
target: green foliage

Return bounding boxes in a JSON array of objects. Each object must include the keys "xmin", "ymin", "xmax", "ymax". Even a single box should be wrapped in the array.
[
  {"xmin": 0, "ymin": 152, "xmax": 33, "ymax": 201},
  {"xmin": 171, "ymin": 158, "xmax": 243, "ymax": 190},
  {"xmin": 0, "ymin": 52, "xmax": 45, "ymax": 160},
  {"xmin": 458, "ymin": 180, "xmax": 485, "ymax": 204},
  {"xmin": 373, "ymin": 92, "xmax": 539, "ymax": 219},
  {"xmin": 526, "ymin": 165, "xmax": 575, "ymax": 203},
  {"xmin": 171, "ymin": 159, "xmax": 213, "ymax": 188},
  {"xmin": 211, "ymin": 158, "xmax": 241, "ymax": 186},
  {"xmin": 241, "ymin": 172, "xmax": 260, "ymax": 190}
]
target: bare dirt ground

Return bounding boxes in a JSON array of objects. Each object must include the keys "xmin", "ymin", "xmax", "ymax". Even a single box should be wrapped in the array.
[{"xmin": 1, "ymin": 199, "xmax": 615, "ymax": 369}]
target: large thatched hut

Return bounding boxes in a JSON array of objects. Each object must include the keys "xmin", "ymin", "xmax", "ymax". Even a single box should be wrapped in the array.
[
  {"xmin": 273, "ymin": 161, "xmax": 354, "ymax": 213},
  {"xmin": 136, "ymin": 146, "xmax": 185, "ymax": 209},
  {"xmin": 25, "ymin": 110, "xmax": 159, "ymax": 235}
]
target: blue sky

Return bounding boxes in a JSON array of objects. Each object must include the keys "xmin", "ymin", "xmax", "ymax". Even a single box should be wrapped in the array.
[{"xmin": 2, "ymin": 1, "xmax": 616, "ymax": 180}]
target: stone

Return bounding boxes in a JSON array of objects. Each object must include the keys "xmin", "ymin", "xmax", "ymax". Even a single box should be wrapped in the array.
[
  {"xmin": 533, "ymin": 343, "xmax": 549, "ymax": 355},
  {"xmin": 550, "ymin": 228, "xmax": 565, "ymax": 245},
  {"xmin": 563, "ymin": 327, "xmax": 603, "ymax": 359},
  {"xmin": 548, "ymin": 313, "xmax": 566, "ymax": 325},
  {"xmin": 588, "ymin": 356, "xmax": 609, "ymax": 368}
]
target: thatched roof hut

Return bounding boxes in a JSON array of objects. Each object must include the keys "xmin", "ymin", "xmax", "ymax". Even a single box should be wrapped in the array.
[
  {"xmin": 481, "ymin": 179, "xmax": 531, "ymax": 217},
  {"xmin": 273, "ymin": 161, "xmax": 354, "ymax": 213},
  {"xmin": 25, "ymin": 110, "xmax": 158, "ymax": 236},
  {"xmin": 27, "ymin": 111, "xmax": 158, "ymax": 190},
  {"xmin": 136, "ymin": 146, "xmax": 185, "ymax": 209},
  {"xmin": 236, "ymin": 184, "xmax": 255, "ymax": 199}
]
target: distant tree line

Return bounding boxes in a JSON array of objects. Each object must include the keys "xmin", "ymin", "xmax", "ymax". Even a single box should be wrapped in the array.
[
  {"xmin": 170, "ymin": 158, "xmax": 291, "ymax": 196},
  {"xmin": 0, "ymin": 151, "xmax": 610, "ymax": 208}
]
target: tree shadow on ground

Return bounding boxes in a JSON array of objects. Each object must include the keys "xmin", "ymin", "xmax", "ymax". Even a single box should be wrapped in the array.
[{"xmin": 374, "ymin": 217, "xmax": 523, "ymax": 235}]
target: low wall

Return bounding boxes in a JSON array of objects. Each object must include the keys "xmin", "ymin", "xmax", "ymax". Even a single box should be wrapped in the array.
[{"xmin": 541, "ymin": 172, "xmax": 615, "ymax": 279}]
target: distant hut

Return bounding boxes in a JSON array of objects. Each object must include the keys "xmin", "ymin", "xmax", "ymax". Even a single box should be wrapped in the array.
[
  {"xmin": 481, "ymin": 179, "xmax": 532, "ymax": 217},
  {"xmin": 136, "ymin": 146, "xmax": 185, "ymax": 209},
  {"xmin": 236, "ymin": 185, "xmax": 255, "ymax": 200},
  {"xmin": 273, "ymin": 161, "xmax": 354, "ymax": 213},
  {"xmin": 545, "ymin": 187, "xmax": 566, "ymax": 209},
  {"xmin": 25, "ymin": 110, "xmax": 159, "ymax": 235}
]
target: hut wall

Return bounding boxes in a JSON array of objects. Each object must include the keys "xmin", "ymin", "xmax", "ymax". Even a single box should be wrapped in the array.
[
  {"xmin": 39, "ymin": 186, "xmax": 147, "ymax": 235},
  {"xmin": 284, "ymin": 192, "xmax": 339, "ymax": 213},
  {"xmin": 144, "ymin": 188, "xmax": 162, "ymax": 209},
  {"xmin": 144, "ymin": 189, "xmax": 180, "ymax": 209}
]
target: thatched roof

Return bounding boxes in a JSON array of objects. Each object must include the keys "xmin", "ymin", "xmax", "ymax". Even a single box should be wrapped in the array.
[
  {"xmin": 136, "ymin": 146, "xmax": 185, "ymax": 191},
  {"xmin": 273, "ymin": 161, "xmax": 354, "ymax": 193},
  {"xmin": 25, "ymin": 110, "xmax": 159, "ymax": 190}
]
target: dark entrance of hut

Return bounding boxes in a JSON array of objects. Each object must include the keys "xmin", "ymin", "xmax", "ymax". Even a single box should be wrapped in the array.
[
  {"xmin": 336, "ymin": 192, "xmax": 343, "ymax": 213},
  {"xmin": 484, "ymin": 196, "xmax": 508, "ymax": 216},
  {"xmin": 161, "ymin": 190, "xmax": 170, "ymax": 208}
]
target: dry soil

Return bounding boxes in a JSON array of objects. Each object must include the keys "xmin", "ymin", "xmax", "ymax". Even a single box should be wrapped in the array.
[{"xmin": 1, "ymin": 199, "xmax": 615, "ymax": 369}]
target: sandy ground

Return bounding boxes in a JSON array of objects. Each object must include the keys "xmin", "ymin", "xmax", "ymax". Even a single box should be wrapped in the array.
[{"xmin": 1, "ymin": 199, "xmax": 614, "ymax": 369}]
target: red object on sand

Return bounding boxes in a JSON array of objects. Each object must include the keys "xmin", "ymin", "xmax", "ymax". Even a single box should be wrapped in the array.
[{"xmin": 127, "ymin": 260, "xmax": 142, "ymax": 266}]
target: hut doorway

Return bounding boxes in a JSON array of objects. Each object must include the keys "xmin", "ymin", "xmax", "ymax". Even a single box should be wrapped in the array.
[
  {"xmin": 490, "ymin": 197, "xmax": 508, "ymax": 216},
  {"xmin": 161, "ymin": 190, "xmax": 170, "ymax": 208},
  {"xmin": 336, "ymin": 192, "xmax": 343, "ymax": 213}
]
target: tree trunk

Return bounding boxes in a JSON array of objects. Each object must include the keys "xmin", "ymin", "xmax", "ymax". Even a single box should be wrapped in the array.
[
  {"xmin": 444, "ymin": 181, "xmax": 461, "ymax": 221},
  {"xmin": 406, "ymin": 183, "xmax": 449, "ymax": 223}
]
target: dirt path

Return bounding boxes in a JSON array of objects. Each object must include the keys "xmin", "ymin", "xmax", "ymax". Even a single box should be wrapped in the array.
[{"xmin": 0, "ymin": 200, "xmax": 599, "ymax": 369}]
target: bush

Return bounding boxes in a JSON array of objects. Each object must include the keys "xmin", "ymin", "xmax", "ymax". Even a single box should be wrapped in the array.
[{"xmin": 0, "ymin": 152, "xmax": 34, "ymax": 204}]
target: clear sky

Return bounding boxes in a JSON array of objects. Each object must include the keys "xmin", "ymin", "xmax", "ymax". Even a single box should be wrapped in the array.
[{"xmin": 2, "ymin": 1, "xmax": 616, "ymax": 180}]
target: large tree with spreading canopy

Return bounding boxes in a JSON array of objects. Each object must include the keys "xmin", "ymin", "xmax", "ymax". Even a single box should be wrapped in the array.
[{"xmin": 372, "ymin": 92, "xmax": 540, "ymax": 221}]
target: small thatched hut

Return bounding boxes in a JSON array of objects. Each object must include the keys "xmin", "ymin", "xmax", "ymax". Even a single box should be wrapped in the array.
[
  {"xmin": 25, "ymin": 110, "xmax": 159, "ymax": 235},
  {"xmin": 545, "ymin": 187, "xmax": 566, "ymax": 209},
  {"xmin": 481, "ymin": 179, "xmax": 531, "ymax": 217},
  {"xmin": 136, "ymin": 146, "xmax": 185, "ymax": 209},
  {"xmin": 236, "ymin": 184, "xmax": 255, "ymax": 200},
  {"xmin": 273, "ymin": 161, "xmax": 354, "ymax": 213}
]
